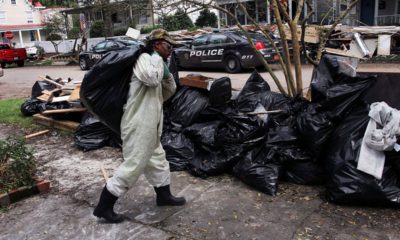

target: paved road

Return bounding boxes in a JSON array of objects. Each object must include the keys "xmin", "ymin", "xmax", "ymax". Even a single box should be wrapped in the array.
[
  {"xmin": 1, "ymin": 63, "xmax": 400, "ymax": 100},
  {"xmin": 1, "ymin": 64, "xmax": 309, "ymax": 99}
]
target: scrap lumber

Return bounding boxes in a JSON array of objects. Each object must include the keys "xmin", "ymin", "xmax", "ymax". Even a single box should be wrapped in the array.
[
  {"xmin": 180, "ymin": 74, "xmax": 214, "ymax": 90},
  {"xmin": 68, "ymin": 85, "xmax": 81, "ymax": 101},
  {"xmin": 41, "ymin": 108, "xmax": 86, "ymax": 115},
  {"xmin": 32, "ymin": 114, "xmax": 80, "ymax": 132},
  {"xmin": 24, "ymin": 130, "xmax": 50, "ymax": 140},
  {"xmin": 38, "ymin": 76, "xmax": 63, "ymax": 88},
  {"xmin": 101, "ymin": 164, "xmax": 109, "ymax": 181}
]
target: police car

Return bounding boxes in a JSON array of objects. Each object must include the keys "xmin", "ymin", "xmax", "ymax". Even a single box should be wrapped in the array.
[
  {"xmin": 173, "ymin": 31, "xmax": 281, "ymax": 73},
  {"xmin": 78, "ymin": 37, "xmax": 143, "ymax": 70}
]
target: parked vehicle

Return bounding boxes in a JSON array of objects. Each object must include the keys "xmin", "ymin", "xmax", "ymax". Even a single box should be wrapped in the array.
[
  {"xmin": 174, "ymin": 31, "xmax": 282, "ymax": 73},
  {"xmin": 25, "ymin": 44, "xmax": 44, "ymax": 60},
  {"xmin": 0, "ymin": 43, "xmax": 27, "ymax": 68},
  {"xmin": 78, "ymin": 37, "xmax": 143, "ymax": 70}
]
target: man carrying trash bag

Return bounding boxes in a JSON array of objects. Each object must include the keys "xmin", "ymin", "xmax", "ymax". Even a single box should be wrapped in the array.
[{"xmin": 93, "ymin": 29, "xmax": 186, "ymax": 223}]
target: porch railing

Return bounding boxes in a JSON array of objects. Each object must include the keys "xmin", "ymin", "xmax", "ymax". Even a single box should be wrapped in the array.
[{"xmin": 375, "ymin": 15, "xmax": 400, "ymax": 25}]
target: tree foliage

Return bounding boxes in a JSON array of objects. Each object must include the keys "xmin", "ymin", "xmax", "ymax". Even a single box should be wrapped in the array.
[
  {"xmin": 161, "ymin": 9, "xmax": 194, "ymax": 31},
  {"xmin": 43, "ymin": 13, "xmax": 66, "ymax": 53},
  {"xmin": 90, "ymin": 21, "xmax": 105, "ymax": 37},
  {"xmin": 195, "ymin": 8, "xmax": 217, "ymax": 28}
]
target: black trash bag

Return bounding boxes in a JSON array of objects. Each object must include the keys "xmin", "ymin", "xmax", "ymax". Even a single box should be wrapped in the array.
[
  {"xmin": 233, "ymin": 141, "xmax": 281, "ymax": 196},
  {"xmin": 20, "ymin": 98, "xmax": 71, "ymax": 116},
  {"xmin": 296, "ymin": 104, "xmax": 334, "ymax": 157},
  {"xmin": 188, "ymin": 143, "xmax": 244, "ymax": 178},
  {"xmin": 80, "ymin": 45, "xmax": 144, "ymax": 135},
  {"xmin": 31, "ymin": 80, "xmax": 59, "ymax": 98},
  {"xmin": 325, "ymin": 104, "xmax": 400, "ymax": 207},
  {"xmin": 169, "ymin": 51, "xmax": 180, "ymax": 89},
  {"xmin": 284, "ymin": 161, "xmax": 326, "ymax": 185},
  {"xmin": 20, "ymin": 98, "xmax": 44, "ymax": 116},
  {"xmin": 236, "ymin": 70, "xmax": 271, "ymax": 112},
  {"xmin": 310, "ymin": 54, "xmax": 342, "ymax": 102},
  {"xmin": 323, "ymin": 75, "xmax": 376, "ymax": 120},
  {"xmin": 209, "ymin": 77, "xmax": 232, "ymax": 108},
  {"xmin": 74, "ymin": 113, "xmax": 121, "ymax": 151},
  {"xmin": 161, "ymin": 131, "xmax": 194, "ymax": 171},
  {"xmin": 163, "ymin": 87, "xmax": 210, "ymax": 132},
  {"xmin": 184, "ymin": 120, "xmax": 244, "ymax": 178},
  {"xmin": 216, "ymin": 112, "xmax": 267, "ymax": 145},
  {"xmin": 183, "ymin": 121, "xmax": 223, "ymax": 147}
]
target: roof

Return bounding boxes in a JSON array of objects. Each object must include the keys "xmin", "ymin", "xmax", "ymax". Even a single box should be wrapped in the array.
[{"xmin": 0, "ymin": 24, "xmax": 46, "ymax": 31}]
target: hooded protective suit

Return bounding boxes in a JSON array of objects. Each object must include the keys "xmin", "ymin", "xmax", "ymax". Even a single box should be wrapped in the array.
[{"xmin": 106, "ymin": 52, "xmax": 176, "ymax": 197}]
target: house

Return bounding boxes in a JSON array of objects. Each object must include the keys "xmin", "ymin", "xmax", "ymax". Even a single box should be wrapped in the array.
[
  {"xmin": 60, "ymin": 0, "xmax": 154, "ymax": 37},
  {"xmin": 215, "ymin": 0, "xmax": 398, "ymax": 27},
  {"xmin": 0, "ymin": 0, "xmax": 46, "ymax": 47}
]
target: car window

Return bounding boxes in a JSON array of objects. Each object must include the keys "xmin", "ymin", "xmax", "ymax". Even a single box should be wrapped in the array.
[
  {"xmin": 105, "ymin": 41, "xmax": 120, "ymax": 50},
  {"xmin": 192, "ymin": 35, "xmax": 208, "ymax": 46},
  {"xmin": 94, "ymin": 42, "xmax": 107, "ymax": 51},
  {"xmin": 209, "ymin": 34, "xmax": 233, "ymax": 44}
]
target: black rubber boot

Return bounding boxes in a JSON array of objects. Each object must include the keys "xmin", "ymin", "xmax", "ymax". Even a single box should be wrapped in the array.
[
  {"xmin": 154, "ymin": 185, "xmax": 186, "ymax": 206},
  {"xmin": 93, "ymin": 186, "xmax": 124, "ymax": 223}
]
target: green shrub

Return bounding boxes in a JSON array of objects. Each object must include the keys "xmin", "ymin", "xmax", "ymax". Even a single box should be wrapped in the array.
[
  {"xmin": 46, "ymin": 33, "xmax": 62, "ymax": 41},
  {"xmin": 113, "ymin": 28, "xmax": 127, "ymax": 36},
  {"xmin": 68, "ymin": 27, "xmax": 81, "ymax": 39},
  {"xmin": 90, "ymin": 21, "xmax": 105, "ymax": 38},
  {"xmin": 0, "ymin": 137, "xmax": 36, "ymax": 194}
]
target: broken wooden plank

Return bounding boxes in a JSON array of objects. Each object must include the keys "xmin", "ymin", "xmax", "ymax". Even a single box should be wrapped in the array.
[
  {"xmin": 38, "ymin": 76, "xmax": 64, "ymax": 88},
  {"xmin": 42, "ymin": 108, "xmax": 86, "ymax": 115},
  {"xmin": 32, "ymin": 114, "xmax": 80, "ymax": 133},
  {"xmin": 180, "ymin": 74, "xmax": 214, "ymax": 89},
  {"xmin": 68, "ymin": 85, "xmax": 81, "ymax": 101},
  {"xmin": 25, "ymin": 130, "xmax": 50, "ymax": 140},
  {"xmin": 101, "ymin": 163, "xmax": 109, "ymax": 182}
]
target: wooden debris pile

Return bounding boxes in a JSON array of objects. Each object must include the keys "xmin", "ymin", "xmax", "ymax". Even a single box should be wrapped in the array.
[{"xmin": 27, "ymin": 75, "xmax": 86, "ymax": 133}]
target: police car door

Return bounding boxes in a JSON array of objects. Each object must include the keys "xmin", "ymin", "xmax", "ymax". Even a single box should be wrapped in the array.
[
  {"xmin": 188, "ymin": 35, "xmax": 209, "ymax": 68},
  {"xmin": 205, "ymin": 34, "xmax": 231, "ymax": 65}
]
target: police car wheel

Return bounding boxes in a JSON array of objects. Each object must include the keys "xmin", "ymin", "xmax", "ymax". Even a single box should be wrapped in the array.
[
  {"xmin": 224, "ymin": 55, "xmax": 241, "ymax": 73},
  {"xmin": 79, "ymin": 57, "xmax": 89, "ymax": 70}
]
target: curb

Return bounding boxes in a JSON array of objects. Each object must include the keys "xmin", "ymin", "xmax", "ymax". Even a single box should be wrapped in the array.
[{"xmin": 0, "ymin": 179, "xmax": 50, "ymax": 208}]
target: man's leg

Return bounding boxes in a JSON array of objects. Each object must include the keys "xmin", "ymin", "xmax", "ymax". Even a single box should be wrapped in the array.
[{"xmin": 144, "ymin": 143, "xmax": 186, "ymax": 206}]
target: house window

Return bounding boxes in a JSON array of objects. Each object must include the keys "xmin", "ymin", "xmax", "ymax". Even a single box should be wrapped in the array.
[
  {"xmin": 0, "ymin": 12, "xmax": 5, "ymax": 24},
  {"xmin": 11, "ymin": 0, "xmax": 16, "ymax": 4},
  {"xmin": 27, "ymin": 11, "xmax": 33, "ymax": 23}
]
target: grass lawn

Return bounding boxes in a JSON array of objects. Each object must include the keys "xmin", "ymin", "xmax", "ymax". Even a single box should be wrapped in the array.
[{"xmin": 0, "ymin": 98, "xmax": 38, "ymax": 129}]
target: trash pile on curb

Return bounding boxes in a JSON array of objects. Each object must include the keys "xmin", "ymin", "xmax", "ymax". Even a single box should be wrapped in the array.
[{"xmin": 21, "ymin": 51, "xmax": 400, "ymax": 207}]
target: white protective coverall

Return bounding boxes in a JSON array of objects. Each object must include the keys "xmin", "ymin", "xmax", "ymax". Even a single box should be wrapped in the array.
[{"xmin": 107, "ymin": 52, "xmax": 176, "ymax": 197}]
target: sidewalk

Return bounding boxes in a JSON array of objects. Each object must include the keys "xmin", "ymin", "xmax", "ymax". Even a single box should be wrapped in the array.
[{"xmin": 0, "ymin": 124, "xmax": 399, "ymax": 240}]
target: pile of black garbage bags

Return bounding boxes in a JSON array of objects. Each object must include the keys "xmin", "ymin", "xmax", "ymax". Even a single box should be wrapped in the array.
[
  {"xmin": 161, "ymin": 55, "xmax": 400, "ymax": 207},
  {"xmin": 23, "ymin": 51, "xmax": 400, "ymax": 207}
]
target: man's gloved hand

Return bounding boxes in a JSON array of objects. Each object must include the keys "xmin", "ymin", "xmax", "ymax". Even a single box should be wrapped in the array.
[{"xmin": 162, "ymin": 62, "xmax": 171, "ymax": 79}]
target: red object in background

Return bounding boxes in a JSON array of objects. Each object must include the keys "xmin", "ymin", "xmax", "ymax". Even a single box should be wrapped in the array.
[{"xmin": 4, "ymin": 31, "xmax": 14, "ymax": 40}]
